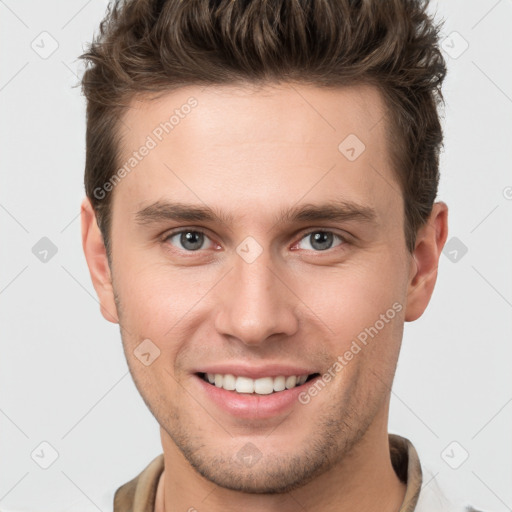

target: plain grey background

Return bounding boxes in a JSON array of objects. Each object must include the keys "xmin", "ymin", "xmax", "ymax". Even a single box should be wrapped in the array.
[{"xmin": 0, "ymin": 0, "xmax": 511, "ymax": 510}]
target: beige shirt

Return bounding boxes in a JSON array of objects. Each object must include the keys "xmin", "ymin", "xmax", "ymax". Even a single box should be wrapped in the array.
[{"xmin": 113, "ymin": 434, "xmax": 480, "ymax": 512}]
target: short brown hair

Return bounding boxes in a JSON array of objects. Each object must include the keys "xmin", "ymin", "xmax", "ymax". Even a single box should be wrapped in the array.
[{"xmin": 80, "ymin": 0, "xmax": 447, "ymax": 255}]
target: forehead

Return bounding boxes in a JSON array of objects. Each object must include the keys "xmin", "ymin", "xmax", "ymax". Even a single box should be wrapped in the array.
[
  {"xmin": 121, "ymin": 82, "xmax": 387, "ymax": 150},
  {"xmin": 113, "ymin": 82, "xmax": 399, "ymax": 226}
]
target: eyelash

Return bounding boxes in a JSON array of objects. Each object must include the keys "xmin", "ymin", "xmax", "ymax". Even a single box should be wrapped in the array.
[{"xmin": 162, "ymin": 228, "xmax": 349, "ymax": 254}]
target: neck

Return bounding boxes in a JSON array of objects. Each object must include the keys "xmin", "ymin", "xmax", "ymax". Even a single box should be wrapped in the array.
[{"xmin": 155, "ymin": 418, "xmax": 406, "ymax": 512}]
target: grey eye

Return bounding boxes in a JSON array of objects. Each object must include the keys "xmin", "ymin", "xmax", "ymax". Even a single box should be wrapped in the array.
[
  {"xmin": 298, "ymin": 231, "xmax": 344, "ymax": 251},
  {"xmin": 168, "ymin": 230, "xmax": 210, "ymax": 251}
]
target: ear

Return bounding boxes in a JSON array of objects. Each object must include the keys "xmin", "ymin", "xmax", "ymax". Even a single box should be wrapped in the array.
[
  {"xmin": 404, "ymin": 201, "xmax": 449, "ymax": 322},
  {"xmin": 80, "ymin": 197, "xmax": 119, "ymax": 324}
]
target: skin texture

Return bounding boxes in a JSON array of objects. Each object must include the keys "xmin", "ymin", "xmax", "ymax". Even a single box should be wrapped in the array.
[{"xmin": 81, "ymin": 82, "xmax": 448, "ymax": 512}]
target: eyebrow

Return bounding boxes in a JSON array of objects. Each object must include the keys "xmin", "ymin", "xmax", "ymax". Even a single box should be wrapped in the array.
[{"xmin": 135, "ymin": 199, "xmax": 377, "ymax": 228}]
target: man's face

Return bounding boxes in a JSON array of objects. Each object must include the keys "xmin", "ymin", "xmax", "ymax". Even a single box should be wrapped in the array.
[{"xmin": 106, "ymin": 83, "xmax": 413, "ymax": 492}]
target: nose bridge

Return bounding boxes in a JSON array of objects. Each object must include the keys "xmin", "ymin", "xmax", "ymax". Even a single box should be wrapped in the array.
[{"xmin": 214, "ymin": 243, "xmax": 298, "ymax": 345}]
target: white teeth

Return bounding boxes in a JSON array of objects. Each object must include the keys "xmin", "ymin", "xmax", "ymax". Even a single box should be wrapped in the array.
[
  {"xmin": 297, "ymin": 375, "xmax": 308, "ymax": 385},
  {"xmin": 273, "ymin": 375, "xmax": 286, "ymax": 392},
  {"xmin": 235, "ymin": 376, "xmax": 254, "ymax": 393},
  {"xmin": 285, "ymin": 375, "xmax": 297, "ymax": 389},
  {"xmin": 222, "ymin": 373, "xmax": 236, "ymax": 390},
  {"xmin": 205, "ymin": 373, "xmax": 311, "ymax": 394},
  {"xmin": 254, "ymin": 377, "xmax": 274, "ymax": 395}
]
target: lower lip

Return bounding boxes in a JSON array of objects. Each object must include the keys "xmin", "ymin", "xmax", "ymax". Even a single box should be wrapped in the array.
[{"xmin": 193, "ymin": 374, "xmax": 321, "ymax": 419}]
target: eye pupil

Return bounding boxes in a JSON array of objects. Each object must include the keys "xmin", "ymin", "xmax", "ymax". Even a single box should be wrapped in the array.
[
  {"xmin": 310, "ymin": 231, "xmax": 333, "ymax": 251},
  {"xmin": 181, "ymin": 231, "xmax": 204, "ymax": 251}
]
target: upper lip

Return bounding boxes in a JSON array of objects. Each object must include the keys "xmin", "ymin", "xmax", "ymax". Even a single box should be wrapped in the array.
[{"xmin": 194, "ymin": 363, "xmax": 318, "ymax": 379}]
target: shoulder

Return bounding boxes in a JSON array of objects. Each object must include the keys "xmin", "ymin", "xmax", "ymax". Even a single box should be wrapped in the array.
[{"xmin": 113, "ymin": 453, "xmax": 164, "ymax": 512}]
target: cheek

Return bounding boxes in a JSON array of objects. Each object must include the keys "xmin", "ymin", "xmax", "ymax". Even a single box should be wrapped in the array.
[
  {"xmin": 297, "ymin": 259, "xmax": 407, "ymax": 384},
  {"xmin": 112, "ymin": 257, "xmax": 218, "ymax": 362},
  {"xmin": 112, "ymin": 260, "xmax": 181, "ymax": 338},
  {"xmin": 305, "ymin": 258, "xmax": 405, "ymax": 331}
]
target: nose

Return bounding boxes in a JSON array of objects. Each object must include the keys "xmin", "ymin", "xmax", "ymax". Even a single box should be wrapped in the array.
[{"xmin": 214, "ymin": 246, "xmax": 299, "ymax": 347}]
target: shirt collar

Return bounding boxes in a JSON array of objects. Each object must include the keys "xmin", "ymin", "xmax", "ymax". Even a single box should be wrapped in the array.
[{"xmin": 389, "ymin": 433, "xmax": 423, "ymax": 511}]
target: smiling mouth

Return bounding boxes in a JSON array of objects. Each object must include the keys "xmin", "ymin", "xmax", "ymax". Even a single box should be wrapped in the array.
[{"xmin": 197, "ymin": 372, "xmax": 321, "ymax": 395}]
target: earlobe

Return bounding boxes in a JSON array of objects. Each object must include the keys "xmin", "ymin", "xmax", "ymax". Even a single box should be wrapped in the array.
[
  {"xmin": 404, "ymin": 202, "xmax": 449, "ymax": 322},
  {"xmin": 80, "ymin": 197, "xmax": 119, "ymax": 324}
]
